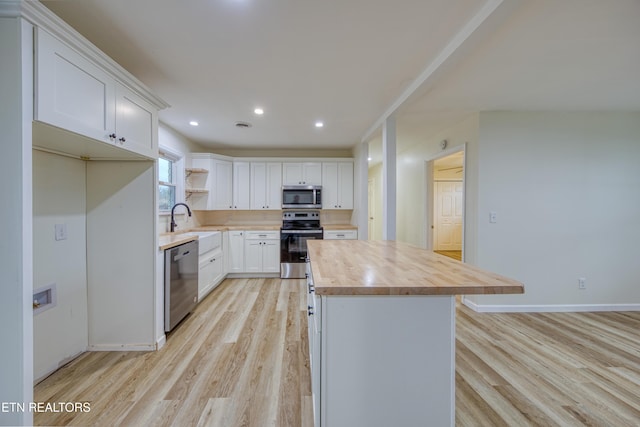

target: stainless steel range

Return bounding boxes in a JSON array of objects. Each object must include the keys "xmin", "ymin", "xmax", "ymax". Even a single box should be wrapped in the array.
[{"xmin": 280, "ymin": 211, "xmax": 323, "ymax": 279}]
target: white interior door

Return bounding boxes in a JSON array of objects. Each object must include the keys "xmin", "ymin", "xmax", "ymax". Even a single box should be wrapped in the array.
[
  {"xmin": 434, "ymin": 181, "xmax": 463, "ymax": 250},
  {"xmin": 368, "ymin": 179, "xmax": 375, "ymax": 240}
]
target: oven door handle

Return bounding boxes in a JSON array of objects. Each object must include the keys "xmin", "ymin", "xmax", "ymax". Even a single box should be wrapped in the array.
[{"xmin": 281, "ymin": 229, "xmax": 323, "ymax": 235}]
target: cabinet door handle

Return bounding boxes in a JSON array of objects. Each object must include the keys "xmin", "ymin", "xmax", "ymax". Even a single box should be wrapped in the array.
[
  {"xmin": 119, "ymin": 137, "xmax": 126, "ymax": 143},
  {"xmin": 308, "ymin": 306, "xmax": 314, "ymax": 316},
  {"xmin": 108, "ymin": 133, "xmax": 116, "ymax": 140}
]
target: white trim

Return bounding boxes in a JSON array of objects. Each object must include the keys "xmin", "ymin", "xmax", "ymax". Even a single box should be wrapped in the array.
[
  {"xmin": 87, "ymin": 343, "xmax": 156, "ymax": 351},
  {"xmin": 462, "ymin": 297, "xmax": 640, "ymax": 313},
  {"xmin": 361, "ymin": 0, "xmax": 513, "ymax": 143},
  {"xmin": 15, "ymin": 1, "xmax": 169, "ymax": 110},
  {"xmin": 424, "ymin": 143, "xmax": 466, "ymax": 257},
  {"xmin": 159, "ymin": 146, "xmax": 185, "ymax": 209},
  {"xmin": 155, "ymin": 334, "xmax": 166, "ymax": 351}
]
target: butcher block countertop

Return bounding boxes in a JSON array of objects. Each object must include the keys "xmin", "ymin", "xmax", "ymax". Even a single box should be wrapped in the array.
[
  {"xmin": 307, "ymin": 240, "xmax": 524, "ymax": 296},
  {"xmin": 158, "ymin": 233, "xmax": 198, "ymax": 251}
]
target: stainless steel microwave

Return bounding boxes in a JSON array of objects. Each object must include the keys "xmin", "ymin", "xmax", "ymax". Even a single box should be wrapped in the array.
[{"xmin": 282, "ymin": 185, "xmax": 322, "ymax": 209}]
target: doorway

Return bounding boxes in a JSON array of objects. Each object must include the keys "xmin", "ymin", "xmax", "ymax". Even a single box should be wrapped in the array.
[{"xmin": 428, "ymin": 149, "xmax": 464, "ymax": 261}]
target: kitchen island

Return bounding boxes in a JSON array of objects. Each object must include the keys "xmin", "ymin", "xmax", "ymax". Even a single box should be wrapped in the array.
[{"xmin": 306, "ymin": 240, "xmax": 524, "ymax": 427}]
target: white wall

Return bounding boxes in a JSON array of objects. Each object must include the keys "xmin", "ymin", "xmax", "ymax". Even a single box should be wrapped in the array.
[
  {"xmin": 86, "ymin": 161, "xmax": 157, "ymax": 349},
  {"xmin": 0, "ymin": 16, "xmax": 33, "ymax": 426},
  {"xmin": 158, "ymin": 123, "xmax": 205, "ymax": 232},
  {"xmin": 159, "ymin": 123, "xmax": 206, "ymax": 167},
  {"xmin": 466, "ymin": 111, "xmax": 640, "ymax": 309},
  {"xmin": 33, "ymin": 151, "xmax": 88, "ymax": 381},
  {"xmin": 394, "ymin": 115, "xmax": 479, "ymax": 248}
]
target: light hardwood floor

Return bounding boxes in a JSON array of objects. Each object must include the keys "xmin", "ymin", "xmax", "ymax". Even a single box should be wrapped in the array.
[
  {"xmin": 435, "ymin": 250, "xmax": 463, "ymax": 261},
  {"xmin": 35, "ymin": 279, "xmax": 640, "ymax": 426}
]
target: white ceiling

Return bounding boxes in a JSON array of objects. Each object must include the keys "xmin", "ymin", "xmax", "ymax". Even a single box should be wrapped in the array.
[{"xmin": 42, "ymin": 0, "xmax": 640, "ymax": 154}]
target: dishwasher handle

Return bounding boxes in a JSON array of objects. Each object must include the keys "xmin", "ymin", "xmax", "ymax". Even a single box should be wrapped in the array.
[{"xmin": 173, "ymin": 250, "xmax": 191, "ymax": 261}]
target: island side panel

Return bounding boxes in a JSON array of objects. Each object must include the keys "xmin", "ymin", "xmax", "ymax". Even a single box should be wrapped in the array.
[{"xmin": 321, "ymin": 295, "xmax": 455, "ymax": 427}]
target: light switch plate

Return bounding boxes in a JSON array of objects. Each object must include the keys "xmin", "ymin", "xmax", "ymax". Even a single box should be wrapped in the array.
[
  {"xmin": 489, "ymin": 211, "xmax": 497, "ymax": 223},
  {"xmin": 55, "ymin": 223, "xmax": 67, "ymax": 241}
]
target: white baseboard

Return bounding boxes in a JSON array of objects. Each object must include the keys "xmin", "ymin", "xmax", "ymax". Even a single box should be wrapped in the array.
[
  {"xmin": 156, "ymin": 334, "xmax": 166, "ymax": 351},
  {"xmin": 226, "ymin": 272, "xmax": 280, "ymax": 279},
  {"xmin": 461, "ymin": 297, "xmax": 640, "ymax": 313},
  {"xmin": 87, "ymin": 343, "xmax": 156, "ymax": 351}
]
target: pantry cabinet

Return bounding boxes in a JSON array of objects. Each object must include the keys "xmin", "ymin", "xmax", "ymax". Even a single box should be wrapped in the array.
[
  {"xmin": 35, "ymin": 28, "xmax": 157, "ymax": 159},
  {"xmin": 250, "ymin": 162, "xmax": 282, "ymax": 210},
  {"xmin": 322, "ymin": 162, "xmax": 353, "ymax": 210}
]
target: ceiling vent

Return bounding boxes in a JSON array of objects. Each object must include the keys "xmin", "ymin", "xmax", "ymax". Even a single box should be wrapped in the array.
[{"xmin": 235, "ymin": 121, "xmax": 252, "ymax": 129}]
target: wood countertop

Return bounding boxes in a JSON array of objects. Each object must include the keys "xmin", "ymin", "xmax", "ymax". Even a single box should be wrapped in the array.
[
  {"xmin": 307, "ymin": 240, "xmax": 524, "ymax": 296},
  {"xmin": 159, "ymin": 225, "xmax": 282, "ymax": 250},
  {"xmin": 158, "ymin": 233, "xmax": 197, "ymax": 251}
]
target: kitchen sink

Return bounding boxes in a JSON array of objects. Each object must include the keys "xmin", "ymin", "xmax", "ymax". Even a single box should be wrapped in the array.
[{"xmin": 184, "ymin": 231, "xmax": 221, "ymax": 255}]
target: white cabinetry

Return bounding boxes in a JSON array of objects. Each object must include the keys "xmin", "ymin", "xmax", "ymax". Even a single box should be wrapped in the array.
[
  {"xmin": 283, "ymin": 162, "xmax": 322, "ymax": 185},
  {"xmin": 228, "ymin": 231, "xmax": 245, "ymax": 273},
  {"xmin": 197, "ymin": 233, "xmax": 224, "ymax": 300},
  {"xmin": 324, "ymin": 229, "xmax": 358, "ymax": 240},
  {"xmin": 244, "ymin": 231, "xmax": 280, "ymax": 273},
  {"xmin": 190, "ymin": 155, "xmax": 251, "ymax": 210},
  {"xmin": 322, "ymin": 162, "xmax": 353, "ymax": 209},
  {"xmin": 190, "ymin": 155, "xmax": 233, "ymax": 210},
  {"xmin": 114, "ymin": 83, "xmax": 156, "ymax": 157},
  {"xmin": 35, "ymin": 28, "xmax": 157, "ymax": 159},
  {"xmin": 306, "ymin": 268, "xmax": 321, "ymax": 427},
  {"xmin": 199, "ymin": 253, "xmax": 223, "ymax": 300},
  {"xmin": 232, "ymin": 162, "xmax": 251, "ymax": 210},
  {"xmin": 250, "ymin": 162, "xmax": 282, "ymax": 210},
  {"xmin": 213, "ymin": 160, "xmax": 234, "ymax": 210}
]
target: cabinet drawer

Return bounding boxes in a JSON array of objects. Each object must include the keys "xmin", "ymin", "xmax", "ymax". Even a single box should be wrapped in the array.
[
  {"xmin": 324, "ymin": 229, "xmax": 357, "ymax": 240},
  {"xmin": 244, "ymin": 231, "xmax": 279, "ymax": 240}
]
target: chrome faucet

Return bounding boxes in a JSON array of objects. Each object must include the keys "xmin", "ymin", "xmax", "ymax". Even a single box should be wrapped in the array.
[{"xmin": 170, "ymin": 203, "xmax": 192, "ymax": 232}]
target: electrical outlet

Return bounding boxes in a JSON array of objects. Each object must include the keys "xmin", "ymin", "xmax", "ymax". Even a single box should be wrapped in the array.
[
  {"xmin": 578, "ymin": 277, "xmax": 586, "ymax": 290},
  {"xmin": 489, "ymin": 211, "xmax": 497, "ymax": 223}
]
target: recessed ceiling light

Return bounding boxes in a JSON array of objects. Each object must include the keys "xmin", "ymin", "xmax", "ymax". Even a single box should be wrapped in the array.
[
  {"xmin": 189, "ymin": 121, "xmax": 199, "ymax": 126},
  {"xmin": 254, "ymin": 108, "xmax": 264, "ymax": 115},
  {"xmin": 367, "ymin": 157, "xmax": 372, "ymax": 161},
  {"xmin": 315, "ymin": 121, "xmax": 324, "ymax": 128}
]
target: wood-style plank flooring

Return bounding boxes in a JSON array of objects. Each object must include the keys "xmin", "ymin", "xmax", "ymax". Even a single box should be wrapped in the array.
[
  {"xmin": 34, "ymin": 278, "xmax": 640, "ymax": 426},
  {"xmin": 435, "ymin": 250, "xmax": 463, "ymax": 261}
]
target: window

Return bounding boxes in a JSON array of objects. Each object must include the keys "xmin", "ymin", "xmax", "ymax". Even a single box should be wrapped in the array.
[
  {"xmin": 158, "ymin": 156, "xmax": 175, "ymax": 211},
  {"xmin": 158, "ymin": 148, "xmax": 184, "ymax": 212}
]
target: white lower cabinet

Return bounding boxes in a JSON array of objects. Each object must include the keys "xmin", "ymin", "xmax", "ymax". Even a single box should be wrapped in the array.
[
  {"xmin": 323, "ymin": 229, "xmax": 357, "ymax": 240},
  {"xmin": 306, "ymin": 270, "xmax": 321, "ymax": 427},
  {"xmin": 228, "ymin": 231, "xmax": 245, "ymax": 273},
  {"xmin": 244, "ymin": 231, "xmax": 280, "ymax": 273},
  {"xmin": 307, "ymin": 263, "xmax": 455, "ymax": 427},
  {"xmin": 198, "ymin": 250, "xmax": 224, "ymax": 300}
]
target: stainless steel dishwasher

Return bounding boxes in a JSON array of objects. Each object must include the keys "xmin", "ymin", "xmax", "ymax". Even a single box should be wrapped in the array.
[{"xmin": 165, "ymin": 240, "xmax": 198, "ymax": 332}]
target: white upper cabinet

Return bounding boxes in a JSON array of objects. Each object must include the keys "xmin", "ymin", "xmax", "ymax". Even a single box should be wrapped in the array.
[
  {"xmin": 114, "ymin": 83, "xmax": 157, "ymax": 158},
  {"xmin": 212, "ymin": 159, "xmax": 233, "ymax": 210},
  {"xmin": 35, "ymin": 28, "xmax": 158, "ymax": 159},
  {"xmin": 282, "ymin": 162, "xmax": 322, "ymax": 185},
  {"xmin": 250, "ymin": 162, "xmax": 282, "ymax": 210},
  {"xmin": 35, "ymin": 28, "xmax": 116, "ymax": 144},
  {"xmin": 322, "ymin": 162, "xmax": 354, "ymax": 209},
  {"xmin": 232, "ymin": 162, "xmax": 251, "ymax": 210}
]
